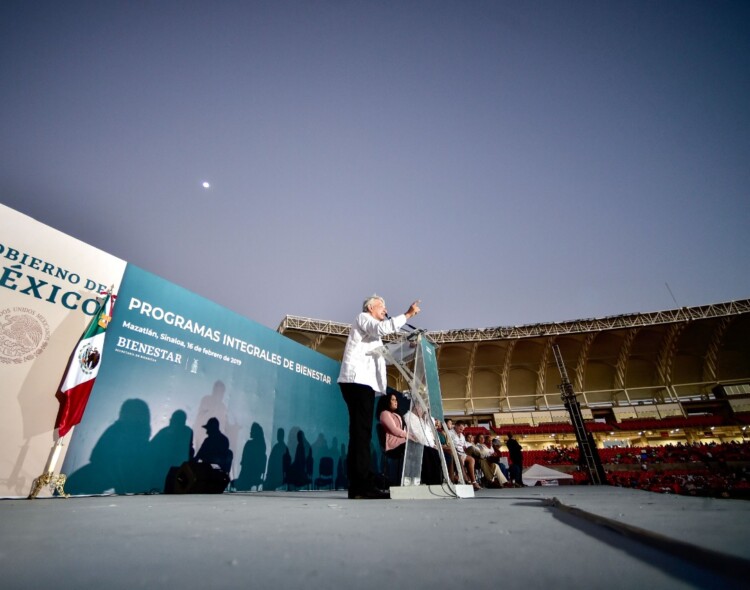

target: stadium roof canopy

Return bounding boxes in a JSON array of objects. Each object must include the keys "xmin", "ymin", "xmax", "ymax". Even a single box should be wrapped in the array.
[{"xmin": 278, "ymin": 299, "xmax": 750, "ymax": 421}]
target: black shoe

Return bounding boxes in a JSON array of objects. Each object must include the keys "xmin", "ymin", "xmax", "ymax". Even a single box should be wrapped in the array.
[
  {"xmin": 373, "ymin": 473, "xmax": 391, "ymax": 490},
  {"xmin": 348, "ymin": 487, "xmax": 390, "ymax": 500}
]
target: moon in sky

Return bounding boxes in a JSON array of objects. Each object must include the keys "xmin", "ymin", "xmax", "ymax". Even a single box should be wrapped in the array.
[{"xmin": 202, "ymin": 181, "xmax": 210, "ymax": 189}]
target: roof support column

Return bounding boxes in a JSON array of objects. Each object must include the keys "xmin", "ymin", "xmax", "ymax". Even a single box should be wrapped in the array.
[
  {"xmin": 614, "ymin": 329, "xmax": 638, "ymax": 405},
  {"xmin": 656, "ymin": 323, "xmax": 686, "ymax": 402},
  {"xmin": 574, "ymin": 333, "xmax": 596, "ymax": 405},
  {"xmin": 703, "ymin": 317, "xmax": 733, "ymax": 387},
  {"xmin": 499, "ymin": 340, "xmax": 517, "ymax": 412},
  {"xmin": 536, "ymin": 338, "xmax": 554, "ymax": 410},
  {"xmin": 465, "ymin": 343, "xmax": 477, "ymax": 414}
]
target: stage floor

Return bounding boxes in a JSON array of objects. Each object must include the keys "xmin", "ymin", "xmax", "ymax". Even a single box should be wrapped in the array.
[{"xmin": 2, "ymin": 486, "xmax": 748, "ymax": 589}]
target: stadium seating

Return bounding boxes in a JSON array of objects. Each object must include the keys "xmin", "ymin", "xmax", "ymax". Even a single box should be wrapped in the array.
[{"xmin": 454, "ymin": 414, "xmax": 740, "ymax": 438}]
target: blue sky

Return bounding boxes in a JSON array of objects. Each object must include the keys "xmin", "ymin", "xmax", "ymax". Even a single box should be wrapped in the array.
[{"xmin": 2, "ymin": 1, "xmax": 748, "ymax": 331}]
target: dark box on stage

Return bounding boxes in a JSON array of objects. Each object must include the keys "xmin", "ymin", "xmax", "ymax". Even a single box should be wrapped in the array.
[{"xmin": 165, "ymin": 461, "xmax": 229, "ymax": 494}]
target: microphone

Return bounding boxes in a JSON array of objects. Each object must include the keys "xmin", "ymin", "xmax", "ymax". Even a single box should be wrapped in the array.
[{"xmin": 386, "ymin": 312, "xmax": 418, "ymax": 332}]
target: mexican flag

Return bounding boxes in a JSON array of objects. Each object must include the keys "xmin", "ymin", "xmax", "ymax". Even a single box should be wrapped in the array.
[{"xmin": 55, "ymin": 291, "xmax": 116, "ymax": 437}]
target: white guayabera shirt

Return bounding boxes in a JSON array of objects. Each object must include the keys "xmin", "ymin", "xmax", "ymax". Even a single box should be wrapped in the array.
[{"xmin": 337, "ymin": 312, "xmax": 407, "ymax": 394}]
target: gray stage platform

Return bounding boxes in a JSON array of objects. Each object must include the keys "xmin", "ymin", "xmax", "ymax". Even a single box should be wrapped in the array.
[{"xmin": 2, "ymin": 486, "xmax": 748, "ymax": 589}]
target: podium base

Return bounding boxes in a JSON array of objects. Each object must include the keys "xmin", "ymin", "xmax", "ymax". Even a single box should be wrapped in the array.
[{"xmin": 389, "ymin": 483, "xmax": 474, "ymax": 500}]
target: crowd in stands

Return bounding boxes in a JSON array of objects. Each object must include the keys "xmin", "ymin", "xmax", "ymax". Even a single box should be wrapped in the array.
[
  {"xmin": 502, "ymin": 440, "xmax": 750, "ymax": 467},
  {"xmin": 464, "ymin": 412, "xmax": 750, "ymax": 437},
  {"xmin": 488, "ymin": 440, "xmax": 750, "ymax": 499},
  {"xmin": 606, "ymin": 469, "xmax": 750, "ymax": 498}
]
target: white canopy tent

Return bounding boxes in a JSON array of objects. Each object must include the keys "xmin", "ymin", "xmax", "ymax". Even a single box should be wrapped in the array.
[{"xmin": 522, "ymin": 464, "xmax": 574, "ymax": 487}]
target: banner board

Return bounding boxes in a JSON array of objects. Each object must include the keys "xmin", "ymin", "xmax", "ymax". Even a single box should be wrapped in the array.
[{"xmin": 61, "ymin": 264, "xmax": 347, "ymax": 494}]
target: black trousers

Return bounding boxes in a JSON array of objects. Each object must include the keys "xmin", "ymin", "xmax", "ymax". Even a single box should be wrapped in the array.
[
  {"xmin": 385, "ymin": 443, "xmax": 442, "ymax": 486},
  {"xmin": 340, "ymin": 382, "xmax": 376, "ymax": 493},
  {"xmin": 421, "ymin": 446, "xmax": 443, "ymax": 485},
  {"xmin": 510, "ymin": 462, "xmax": 524, "ymax": 485}
]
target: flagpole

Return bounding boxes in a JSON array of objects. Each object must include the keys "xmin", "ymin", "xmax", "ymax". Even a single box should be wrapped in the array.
[
  {"xmin": 28, "ymin": 285, "xmax": 117, "ymax": 500},
  {"xmin": 28, "ymin": 286, "xmax": 116, "ymax": 499},
  {"xmin": 28, "ymin": 432, "xmax": 71, "ymax": 499}
]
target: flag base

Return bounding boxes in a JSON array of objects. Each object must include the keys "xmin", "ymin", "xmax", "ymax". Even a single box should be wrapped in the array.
[
  {"xmin": 28, "ymin": 472, "xmax": 70, "ymax": 499},
  {"xmin": 28, "ymin": 437, "xmax": 70, "ymax": 499}
]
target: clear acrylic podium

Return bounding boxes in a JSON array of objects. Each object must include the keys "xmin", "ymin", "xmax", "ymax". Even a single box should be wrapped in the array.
[{"xmin": 373, "ymin": 330, "xmax": 474, "ymax": 499}]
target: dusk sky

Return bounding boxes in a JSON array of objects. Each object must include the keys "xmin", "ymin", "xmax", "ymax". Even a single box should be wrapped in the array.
[{"xmin": 2, "ymin": 1, "xmax": 748, "ymax": 331}]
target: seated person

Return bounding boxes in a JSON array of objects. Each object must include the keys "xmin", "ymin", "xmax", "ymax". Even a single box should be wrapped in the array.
[
  {"xmin": 448, "ymin": 421, "xmax": 481, "ymax": 490},
  {"xmin": 464, "ymin": 433, "xmax": 479, "ymax": 457},
  {"xmin": 435, "ymin": 420, "xmax": 457, "ymax": 483},
  {"xmin": 475, "ymin": 433, "xmax": 491, "ymax": 455},
  {"xmin": 490, "ymin": 437, "xmax": 511, "ymax": 481},
  {"xmin": 379, "ymin": 393, "xmax": 410, "ymax": 460},
  {"xmin": 474, "ymin": 433, "xmax": 509, "ymax": 488},
  {"xmin": 402, "ymin": 400, "xmax": 443, "ymax": 485}
]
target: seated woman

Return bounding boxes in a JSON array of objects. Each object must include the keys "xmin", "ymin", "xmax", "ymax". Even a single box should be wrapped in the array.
[
  {"xmin": 379, "ymin": 393, "xmax": 444, "ymax": 486},
  {"xmin": 378, "ymin": 393, "xmax": 410, "ymax": 486},
  {"xmin": 379, "ymin": 393, "xmax": 409, "ymax": 461}
]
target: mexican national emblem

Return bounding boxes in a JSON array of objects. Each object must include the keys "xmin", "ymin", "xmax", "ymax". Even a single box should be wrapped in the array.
[
  {"xmin": 78, "ymin": 343, "xmax": 102, "ymax": 374},
  {"xmin": 97, "ymin": 313, "xmax": 111, "ymax": 330},
  {"xmin": 0, "ymin": 308, "xmax": 51, "ymax": 364}
]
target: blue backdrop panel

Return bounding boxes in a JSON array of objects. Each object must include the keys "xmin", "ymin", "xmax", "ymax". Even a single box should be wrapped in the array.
[
  {"xmin": 422, "ymin": 338, "xmax": 444, "ymax": 421},
  {"xmin": 61, "ymin": 264, "xmax": 347, "ymax": 494}
]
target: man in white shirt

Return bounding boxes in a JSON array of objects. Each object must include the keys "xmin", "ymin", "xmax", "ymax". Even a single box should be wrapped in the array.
[
  {"xmin": 403, "ymin": 408, "xmax": 436, "ymax": 448},
  {"xmin": 338, "ymin": 295, "xmax": 420, "ymax": 499},
  {"xmin": 474, "ymin": 433, "xmax": 509, "ymax": 487},
  {"xmin": 448, "ymin": 421, "xmax": 467, "ymax": 455}
]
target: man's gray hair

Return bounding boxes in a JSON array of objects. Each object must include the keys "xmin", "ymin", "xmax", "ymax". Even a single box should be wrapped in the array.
[{"xmin": 362, "ymin": 294, "xmax": 385, "ymax": 312}]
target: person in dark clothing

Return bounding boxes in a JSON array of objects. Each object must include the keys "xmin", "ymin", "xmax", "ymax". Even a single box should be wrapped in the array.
[{"xmin": 506, "ymin": 433, "xmax": 524, "ymax": 487}]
